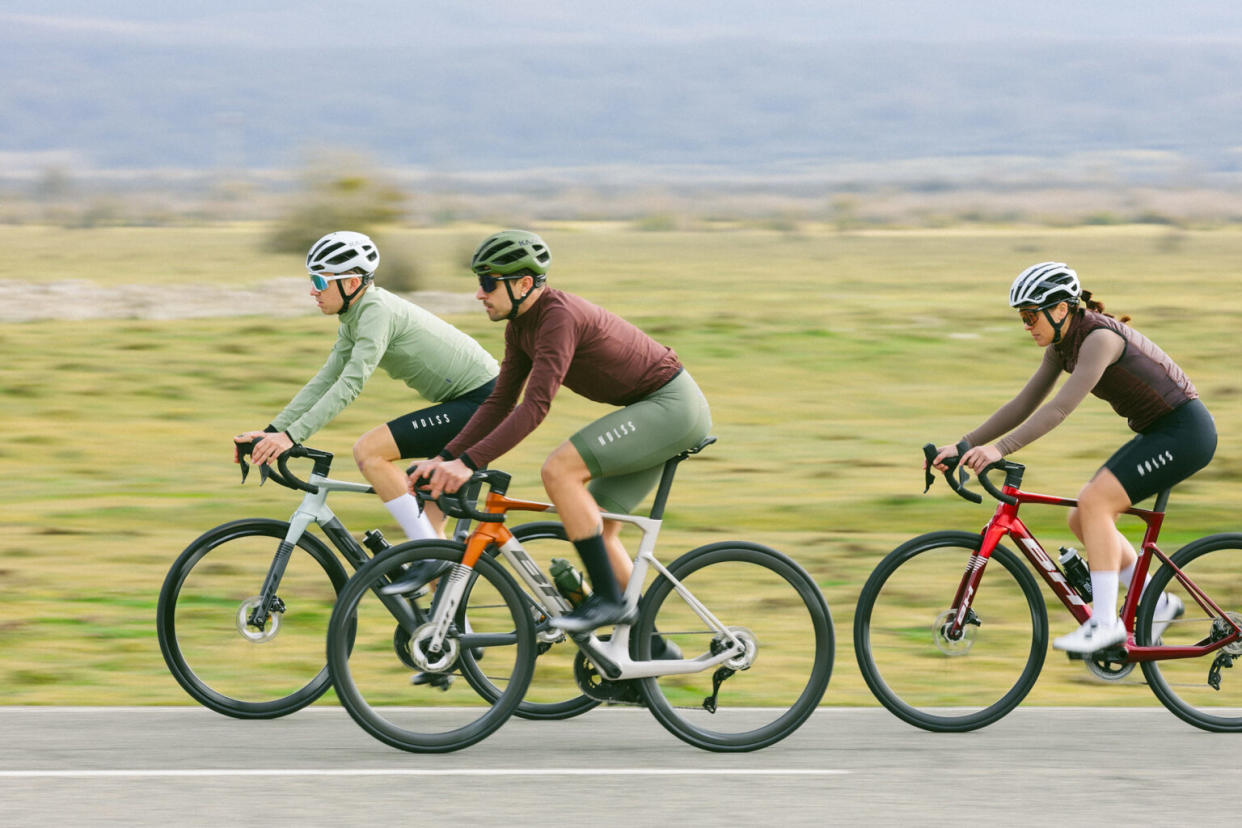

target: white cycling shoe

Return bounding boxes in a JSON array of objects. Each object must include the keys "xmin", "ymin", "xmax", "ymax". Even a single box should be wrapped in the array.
[
  {"xmin": 1149, "ymin": 593, "xmax": 1185, "ymax": 643},
  {"xmin": 1053, "ymin": 615, "xmax": 1127, "ymax": 654}
]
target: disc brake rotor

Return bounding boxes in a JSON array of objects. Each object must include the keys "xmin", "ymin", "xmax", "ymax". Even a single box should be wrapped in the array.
[
  {"xmin": 932, "ymin": 609, "xmax": 976, "ymax": 655},
  {"xmin": 236, "ymin": 597, "xmax": 279, "ymax": 643},
  {"xmin": 718, "ymin": 627, "xmax": 758, "ymax": 671},
  {"xmin": 1217, "ymin": 611, "xmax": 1242, "ymax": 656}
]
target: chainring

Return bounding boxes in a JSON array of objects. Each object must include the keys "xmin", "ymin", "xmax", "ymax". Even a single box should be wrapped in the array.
[
  {"xmin": 572, "ymin": 646, "xmax": 643, "ymax": 705},
  {"xmin": 1084, "ymin": 648, "xmax": 1136, "ymax": 682}
]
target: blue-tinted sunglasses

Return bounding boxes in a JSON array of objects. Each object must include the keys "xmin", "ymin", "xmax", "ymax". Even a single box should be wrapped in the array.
[{"xmin": 308, "ymin": 272, "xmax": 351, "ymax": 291}]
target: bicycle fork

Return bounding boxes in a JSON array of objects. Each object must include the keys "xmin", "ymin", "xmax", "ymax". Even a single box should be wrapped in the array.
[{"xmin": 245, "ymin": 510, "xmax": 317, "ymax": 632}]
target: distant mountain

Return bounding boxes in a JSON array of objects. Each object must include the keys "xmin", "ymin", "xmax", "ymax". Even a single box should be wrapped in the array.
[{"xmin": 5, "ymin": 37, "xmax": 1242, "ymax": 176}]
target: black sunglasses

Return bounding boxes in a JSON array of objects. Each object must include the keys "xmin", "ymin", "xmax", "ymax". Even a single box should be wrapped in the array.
[
  {"xmin": 1017, "ymin": 303, "xmax": 1065, "ymax": 326},
  {"xmin": 477, "ymin": 272, "xmax": 511, "ymax": 293},
  {"xmin": 1017, "ymin": 307, "xmax": 1043, "ymax": 326}
]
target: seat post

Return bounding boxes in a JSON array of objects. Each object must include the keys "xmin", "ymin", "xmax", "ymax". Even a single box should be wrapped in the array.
[
  {"xmin": 646, "ymin": 456, "xmax": 684, "ymax": 521},
  {"xmin": 645, "ymin": 437, "xmax": 716, "ymax": 521},
  {"xmin": 1152, "ymin": 488, "xmax": 1172, "ymax": 514}
]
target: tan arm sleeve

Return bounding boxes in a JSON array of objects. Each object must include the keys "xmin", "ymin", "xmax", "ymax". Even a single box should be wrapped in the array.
[
  {"xmin": 993, "ymin": 330, "xmax": 1125, "ymax": 455},
  {"xmin": 962, "ymin": 348, "xmax": 1062, "ymax": 448}
]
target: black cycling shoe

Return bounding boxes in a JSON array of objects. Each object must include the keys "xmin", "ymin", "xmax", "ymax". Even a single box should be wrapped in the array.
[
  {"xmin": 549, "ymin": 594, "xmax": 638, "ymax": 634},
  {"xmin": 410, "ymin": 671, "xmax": 454, "ymax": 690},
  {"xmin": 380, "ymin": 559, "xmax": 454, "ymax": 595},
  {"xmin": 650, "ymin": 633, "xmax": 682, "ymax": 661}
]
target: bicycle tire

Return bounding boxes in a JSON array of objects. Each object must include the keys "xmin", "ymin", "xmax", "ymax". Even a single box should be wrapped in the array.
[
  {"xmin": 156, "ymin": 518, "xmax": 351, "ymax": 719},
  {"xmin": 634, "ymin": 541, "xmax": 834, "ymax": 752},
  {"xmin": 327, "ymin": 543, "xmax": 535, "ymax": 753},
  {"xmin": 854, "ymin": 530, "xmax": 1047, "ymax": 732},
  {"xmin": 458, "ymin": 521, "xmax": 601, "ymax": 721},
  {"xmin": 1137, "ymin": 532, "xmax": 1242, "ymax": 732}
]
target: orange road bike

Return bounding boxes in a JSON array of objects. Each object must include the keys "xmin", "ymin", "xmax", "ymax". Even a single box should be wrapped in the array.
[
  {"xmin": 853, "ymin": 444, "xmax": 1242, "ymax": 733},
  {"xmin": 325, "ymin": 437, "xmax": 835, "ymax": 753}
]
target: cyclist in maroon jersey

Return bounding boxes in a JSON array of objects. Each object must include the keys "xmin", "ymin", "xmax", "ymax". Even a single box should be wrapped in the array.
[
  {"xmin": 931, "ymin": 262, "xmax": 1216, "ymax": 653},
  {"xmin": 411, "ymin": 230, "xmax": 712, "ymax": 640}
]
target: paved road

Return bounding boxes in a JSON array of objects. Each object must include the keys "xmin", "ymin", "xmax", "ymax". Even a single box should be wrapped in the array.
[{"xmin": 0, "ymin": 706, "xmax": 1233, "ymax": 826}]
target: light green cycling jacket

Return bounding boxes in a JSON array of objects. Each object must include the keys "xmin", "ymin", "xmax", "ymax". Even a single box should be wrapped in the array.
[{"xmin": 270, "ymin": 286, "xmax": 497, "ymax": 442}]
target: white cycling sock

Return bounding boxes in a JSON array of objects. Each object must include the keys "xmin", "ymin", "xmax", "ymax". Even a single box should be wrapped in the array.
[
  {"xmin": 383, "ymin": 493, "xmax": 436, "ymax": 541},
  {"xmin": 1119, "ymin": 560, "xmax": 1152, "ymax": 599},
  {"xmin": 1090, "ymin": 570, "xmax": 1120, "ymax": 624}
]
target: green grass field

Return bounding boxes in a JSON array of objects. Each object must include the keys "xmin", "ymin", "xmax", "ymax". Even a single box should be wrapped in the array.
[{"xmin": 3, "ymin": 222, "xmax": 1240, "ymax": 709}]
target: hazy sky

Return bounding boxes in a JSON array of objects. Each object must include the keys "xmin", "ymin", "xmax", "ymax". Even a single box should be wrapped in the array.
[
  {"xmin": 5, "ymin": 1, "xmax": 1242, "ymax": 48},
  {"xmin": 5, "ymin": 2, "xmax": 1241, "ymax": 173}
]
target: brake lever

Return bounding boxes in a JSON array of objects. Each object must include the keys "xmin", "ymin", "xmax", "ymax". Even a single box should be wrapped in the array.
[
  {"xmin": 236, "ymin": 441, "xmax": 271, "ymax": 486},
  {"xmin": 922, "ymin": 440, "xmax": 977, "ymax": 499}
]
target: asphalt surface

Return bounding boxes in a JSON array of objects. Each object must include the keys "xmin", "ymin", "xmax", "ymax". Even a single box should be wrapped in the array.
[{"xmin": 1, "ymin": 706, "xmax": 1233, "ymax": 826}]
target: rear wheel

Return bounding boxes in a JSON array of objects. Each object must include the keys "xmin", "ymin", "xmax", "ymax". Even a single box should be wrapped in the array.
[
  {"xmin": 458, "ymin": 521, "xmax": 600, "ymax": 721},
  {"xmin": 1138, "ymin": 533, "xmax": 1242, "ymax": 732},
  {"xmin": 634, "ymin": 541, "xmax": 834, "ymax": 752}
]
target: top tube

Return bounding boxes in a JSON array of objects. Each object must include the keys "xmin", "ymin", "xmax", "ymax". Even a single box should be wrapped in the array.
[
  {"xmin": 420, "ymin": 436, "xmax": 719, "ymax": 524},
  {"xmin": 923, "ymin": 442, "xmax": 1172, "ymax": 516}
]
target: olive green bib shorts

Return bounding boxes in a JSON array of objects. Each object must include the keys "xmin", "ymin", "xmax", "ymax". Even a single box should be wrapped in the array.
[{"xmin": 569, "ymin": 369, "xmax": 712, "ymax": 514}]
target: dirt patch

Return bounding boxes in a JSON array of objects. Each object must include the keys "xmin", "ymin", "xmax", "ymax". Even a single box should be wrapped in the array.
[{"xmin": 10, "ymin": 279, "xmax": 480, "ymax": 322}]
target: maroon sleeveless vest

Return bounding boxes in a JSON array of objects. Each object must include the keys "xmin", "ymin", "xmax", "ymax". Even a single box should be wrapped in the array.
[{"xmin": 1054, "ymin": 310, "xmax": 1197, "ymax": 432}]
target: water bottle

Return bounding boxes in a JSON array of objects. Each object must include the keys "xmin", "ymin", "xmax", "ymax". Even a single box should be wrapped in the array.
[
  {"xmin": 362, "ymin": 529, "xmax": 391, "ymax": 555},
  {"xmin": 1058, "ymin": 546, "xmax": 1093, "ymax": 601},
  {"xmin": 550, "ymin": 557, "xmax": 591, "ymax": 607}
]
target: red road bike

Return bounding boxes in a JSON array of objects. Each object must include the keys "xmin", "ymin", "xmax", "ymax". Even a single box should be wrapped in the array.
[{"xmin": 853, "ymin": 445, "xmax": 1242, "ymax": 732}]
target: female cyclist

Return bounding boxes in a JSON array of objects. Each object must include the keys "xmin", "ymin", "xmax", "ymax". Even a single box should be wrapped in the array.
[{"xmin": 931, "ymin": 262, "xmax": 1216, "ymax": 653}]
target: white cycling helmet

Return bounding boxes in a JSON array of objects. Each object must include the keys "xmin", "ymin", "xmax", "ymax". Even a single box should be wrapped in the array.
[
  {"xmin": 306, "ymin": 231, "xmax": 380, "ymax": 277},
  {"xmin": 1009, "ymin": 261, "xmax": 1080, "ymax": 308}
]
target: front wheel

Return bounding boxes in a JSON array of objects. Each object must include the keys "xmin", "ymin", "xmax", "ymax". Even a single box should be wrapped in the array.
[
  {"xmin": 156, "ymin": 519, "xmax": 349, "ymax": 719},
  {"xmin": 854, "ymin": 530, "xmax": 1047, "ymax": 732},
  {"xmin": 1138, "ymin": 533, "xmax": 1242, "ymax": 732},
  {"xmin": 327, "ymin": 542, "xmax": 536, "ymax": 753},
  {"xmin": 459, "ymin": 521, "xmax": 600, "ymax": 721},
  {"xmin": 634, "ymin": 542, "xmax": 834, "ymax": 752}
]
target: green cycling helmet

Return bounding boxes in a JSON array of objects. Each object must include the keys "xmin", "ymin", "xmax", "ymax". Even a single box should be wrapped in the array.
[{"xmin": 471, "ymin": 229, "xmax": 551, "ymax": 286}]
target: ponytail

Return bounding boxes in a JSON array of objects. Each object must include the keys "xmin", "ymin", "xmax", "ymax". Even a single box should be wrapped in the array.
[{"xmin": 1077, "ymin": 289, "xmax": 1131, "ymax": 325}]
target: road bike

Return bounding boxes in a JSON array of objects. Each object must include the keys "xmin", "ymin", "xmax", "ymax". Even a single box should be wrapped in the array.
[
  {"xmin": 156, "ymin": 441, "xmax": 587, "ymax": 720},
  {"xmin": 853, "ymin": 443, "xmax": 1242, "ymax": 732},
  {"xmin": 325, "ymin": 437, "xmax": 835, "ymax": 753}
]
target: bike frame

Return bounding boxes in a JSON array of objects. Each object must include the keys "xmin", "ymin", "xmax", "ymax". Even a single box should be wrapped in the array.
[
  {"xmin": 249, "ymin": 468, "xmax": 421, "ymax": 633},
  {"xmin": 947, "ymin": 480, "xmax": 1242, "ymax": 664},
  {"xmin": 429, "ymin": 486, "xmax": 750, "ymax": 682}
]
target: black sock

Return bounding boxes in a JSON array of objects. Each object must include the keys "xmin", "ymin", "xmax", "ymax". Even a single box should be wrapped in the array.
[{"xmin": 573, "ymin": 534, "xmax": 622, "ymax": 603}]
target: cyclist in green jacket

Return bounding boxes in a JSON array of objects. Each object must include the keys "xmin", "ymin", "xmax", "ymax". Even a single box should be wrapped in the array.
[{"xmin": 236, "ymin": 231, "xmax": 499, "ymax": 542}]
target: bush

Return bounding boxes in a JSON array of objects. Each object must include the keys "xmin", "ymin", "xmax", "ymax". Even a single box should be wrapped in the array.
[{"xmin": 264, "ymin": 155, "xmax": 408, "ymax": 255}]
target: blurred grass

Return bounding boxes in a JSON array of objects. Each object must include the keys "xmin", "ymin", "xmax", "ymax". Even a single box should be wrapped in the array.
[{"xmin": 3, "ymin": 222, "xmax": 1241, "ymax": 708}]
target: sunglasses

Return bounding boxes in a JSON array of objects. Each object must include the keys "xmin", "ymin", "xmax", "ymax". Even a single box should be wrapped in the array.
[
  {"xmin": 1017, "ymin": 307, "xmax": 1044, "ymax": 326},
  {"xmin": 477, "ymin": 272, "xmax": 510, "ymax": 293},
  {"xmin": 308, "ymin": 272, "xmax": 352, "ymax": 291}
]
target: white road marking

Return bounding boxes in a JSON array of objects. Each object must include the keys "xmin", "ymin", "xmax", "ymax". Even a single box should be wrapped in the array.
[{"xmin": 1, "ymin": 768, "xmax": 848, "ymax": 779}]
